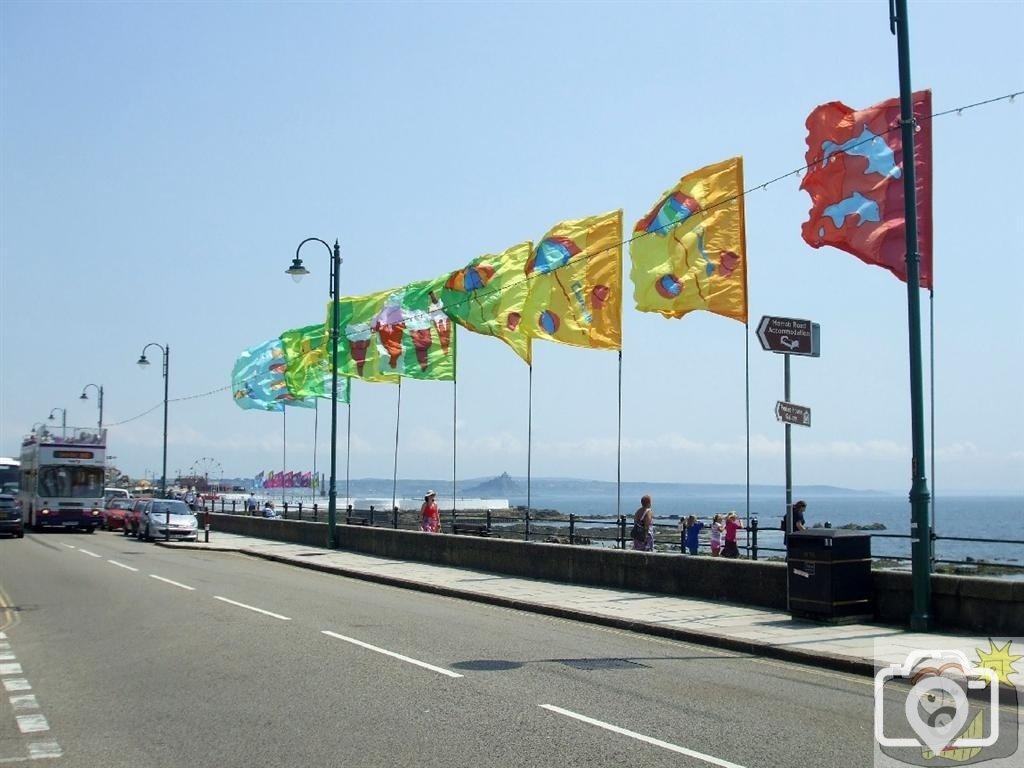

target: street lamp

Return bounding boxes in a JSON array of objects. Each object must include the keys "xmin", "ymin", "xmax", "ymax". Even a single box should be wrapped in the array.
[
  {"xmin": 286, "ymin": 237, "xmax": 341, "ymax": 549},
  {"xmin": 137, "ymin": 343, "xmax": 170, "ymax": 501},
  {"xmin": 48, "ymin": 407, "xmax": 67, "ymax": 437},
  {"xmin": 80, "ymin": 383, "xmax": 104, "ymax": 430}
]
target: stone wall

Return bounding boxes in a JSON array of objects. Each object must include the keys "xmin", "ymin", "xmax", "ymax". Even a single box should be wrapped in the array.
[{"xmin": 207, "ymin": 513, "xmax": 1022, "ymax": 634}]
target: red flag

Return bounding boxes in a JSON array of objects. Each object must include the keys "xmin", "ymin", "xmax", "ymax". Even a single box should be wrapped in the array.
[{"xmin": 800, "ymin": 90, "xmax": 932, "ymax": 289}]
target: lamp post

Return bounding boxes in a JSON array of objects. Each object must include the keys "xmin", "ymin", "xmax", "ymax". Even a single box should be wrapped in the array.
[
  {"xmin": 285, "ymin": 237, "xmax": 341, "ymax": 549},
  {"xmin": 137, "ymin": 343, "xmax": 170, "ymax": 501},
  {"xmin": 48, "ymin": 407, "xmax": 67, "ymax": 437},
  {"xmin": 80, "ymin": 384, "xmax": 104, "ymax": 430}
]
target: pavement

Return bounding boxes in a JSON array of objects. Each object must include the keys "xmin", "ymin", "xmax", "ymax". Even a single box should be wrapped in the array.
[{"xmin": 157, "ymin": 531, "xmax": 995, "ymax": 678}]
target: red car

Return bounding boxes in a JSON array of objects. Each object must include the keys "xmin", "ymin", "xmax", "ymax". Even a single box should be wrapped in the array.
[
  {"xmin": 102, "ymin": 498, "xmax": 134, "ymax": 531},
  {"xmin": 123, "ymin": 497, "xmax": 151, "ymax": 537}
]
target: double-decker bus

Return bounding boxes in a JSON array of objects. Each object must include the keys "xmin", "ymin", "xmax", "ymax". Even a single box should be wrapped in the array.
[
  {"xmin": 18, "ymin": 426, "xmax": 106, "ymax": 532},
  {"xmin": 0, "ymin": 456, "xmax": 19, "ymax": 494}
]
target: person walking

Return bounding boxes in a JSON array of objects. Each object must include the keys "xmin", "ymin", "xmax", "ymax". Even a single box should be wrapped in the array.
[
  {"xmin": 722, "ymin": 511, "xmax": 743, "ymax": 558},
  {"xmin": 420, "ymin": 490, "xmax": 440, "ymax": 533},
  {"xmin": 631, "ymin": 494, "xmax": 654, "ymax": 552},
  {"xmin": 246, "ymin": 492, "xmax": 258, "ymax": 515}
]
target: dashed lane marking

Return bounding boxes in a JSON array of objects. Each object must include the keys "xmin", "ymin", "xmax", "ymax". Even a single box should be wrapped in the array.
[
  {"xmin": 60, "ymin": 544, "xmax": 75, "ymax": 550},
  {"xmin": 77, "ymin": 549, "xmax": 101, "ymax": 558},
  {"xmin": 9, "ymin": 695, "xmax": 37, "ymax": 710},
  {"xmin": 540, "ymin": 704, "xmax": 746, "ymax": 768},
  {"xmin": 0, "ymin": 652, "xmax": 15, "ymax": 662},
  {"xmin": 213, "ymin": 596, "xmax": 291, "ymax": 621},
  {"xmin": 149, "ymin": 575, "xmax": 195, "ymax": 591},
  {"xmin": 107, "ymin": 560, "xmax": 139, "ymax": 572},
  {"xmin": 28, "ymin": 742, "xmax": 62, "ymax": 760},
  {"xmin": 321, "ymin": 630, "xmax": 462, "ymax": 678},
  {"xmin": 0, "ymin": 664, "xmax": 23, "ymax": 676},
  {"xmin": 2, "ymin": 679, "xmax": 30, "ymax": 693},
  {"xmin": 15, "ymin": 714, "xmax": 48, "ymax": 734}
]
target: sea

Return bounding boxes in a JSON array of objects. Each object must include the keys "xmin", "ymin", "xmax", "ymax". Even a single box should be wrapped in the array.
[
  {"xmin": 227, "ymin": 486, "xmax": 1023, "ymax": 568},
  {"xmin": 504, "ymin": 491, "xmax": 1023, "ymax": 567}
]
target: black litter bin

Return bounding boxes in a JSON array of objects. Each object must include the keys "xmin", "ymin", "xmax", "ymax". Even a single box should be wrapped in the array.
[{"xmin": 787, "ymin": 529, "xmax": 873, "ymax": 623}]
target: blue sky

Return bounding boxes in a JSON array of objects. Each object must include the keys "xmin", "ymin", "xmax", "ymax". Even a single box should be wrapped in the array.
[{"xmin": 1, "ymin": 1, "xmax": 1021, "ymax": 494}]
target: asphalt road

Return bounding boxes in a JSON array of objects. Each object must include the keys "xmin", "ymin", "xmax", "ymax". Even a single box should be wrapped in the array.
[{"xmin": 0, "ymin": 530, "xmax": 879, "ymax": 767}]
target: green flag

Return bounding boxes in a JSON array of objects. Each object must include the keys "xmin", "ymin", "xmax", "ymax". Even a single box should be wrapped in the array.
[{"xmin": 280, "ymin": 323, "xmax": 351, "ymax": 403}]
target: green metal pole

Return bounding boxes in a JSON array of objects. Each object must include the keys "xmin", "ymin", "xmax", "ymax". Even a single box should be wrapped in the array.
[
  {"xmin": 892, "ymin": 0, "xmax": 932, "ymax": 630},
  {"xmin": 328, "ymin": 240, "xmax": 341, "ymax": 549}
]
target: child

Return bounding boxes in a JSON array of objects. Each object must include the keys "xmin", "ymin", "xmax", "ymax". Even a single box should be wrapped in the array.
[
  {"xmin": 684, "ymin": 515, "xmax": 704, "ymax": 555},
  {"xmin": 722, "ymin": 511, "xmax": 743, "ymax": 558},
  {"xmin": 710, "ymin": 513, "xmax": 724, "ymax": 557}
]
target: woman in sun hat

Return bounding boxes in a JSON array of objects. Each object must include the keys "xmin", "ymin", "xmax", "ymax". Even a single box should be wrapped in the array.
[
  {"xmin": 420, "ymin": 489, "xmax": 440, "ymax": 533},
  {"xmin": 721, "ymin": 511, "xmax": 743, "ymax": 558}
]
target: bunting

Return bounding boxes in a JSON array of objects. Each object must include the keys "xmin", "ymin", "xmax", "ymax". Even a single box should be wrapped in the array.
[
  {"xmin": 522, "ymin": 210, "xmax": 623, "ymax": 351},
  {"xmin": 441, "ymin": 242, "xmax": 533, "ymax": 364},
  {"xmin": 800, "ymin": 90, "xmax": 933, "ymax": 288},
  {"xmin": 630, "ymin": 157, "xmax": 747, "ymax": 323}
]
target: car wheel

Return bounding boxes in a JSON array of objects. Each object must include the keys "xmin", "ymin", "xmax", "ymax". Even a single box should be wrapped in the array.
[
  {"xmin": 123, "ymin": 524, "xmax": 130, "ymax": 537},
  {"xmin": 16, "ymin": 529, "xmax": 24, "ymax": 539},
  {"xmin": 86, "ymin": 527, "xmax": 95, "ymax": 534},
  {"xmin": 141, "ymin": 524, "xmax": 149, "ymax": 542}
]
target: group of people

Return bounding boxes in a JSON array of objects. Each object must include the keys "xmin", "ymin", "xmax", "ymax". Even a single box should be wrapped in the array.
[
  {"xmin": 631, "ymin": 495, "xmax": 746, "ymax": 558},
  {"xmin": 245, "ymin": 492, "xmax": 279, "ymax": 518}
]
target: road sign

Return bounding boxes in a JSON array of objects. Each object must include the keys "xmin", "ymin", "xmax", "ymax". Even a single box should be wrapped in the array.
[
  {"xmin": 757, "ymin": 316, "xmax": 820, "ymax": 357},
  {"xmin": 776, "ymin": 401, "xmax": 811, "ymax": 427}
]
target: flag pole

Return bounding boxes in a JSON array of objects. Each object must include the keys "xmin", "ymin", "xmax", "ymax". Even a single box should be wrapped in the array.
[
  {"xmin": 745, "ymin": 322, "xmax": 751, "ymax": 553},
  {"xmin": 891, "ymin": 0, "xmax": 932, "ymax": 630},
  {"xmin": 527, "ymin": 364, "xmax": 533, "ymax": 515},
  {"xmin": 313, "ymin": 399, "xmax": 318, "ymax": 503},
  {"xmin": 392, "ymin": 378, "xmax": 402, "ymax": 515},
  {"xmin": 616, "ymin": 349, "xmax": 622, "ymax": 523},
  {"xmin": 282, "ymin": 408, "xmax": 287, "ymax": 507},
  {"xmin": 452, "ymin": 366, "xmax": 458, "ymax": 521},
  {"xmin": 929, "ymin": 289, "xmax": 936, "ymax": 558},
  {"xmin": 346, "ymin": 397, "xmax": 352, "ymax": 507}
]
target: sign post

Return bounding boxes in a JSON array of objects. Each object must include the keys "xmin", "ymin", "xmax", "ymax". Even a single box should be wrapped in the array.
[{"xmin": 758, "ymin": 315, "xmax": 820, "ymax": 612}]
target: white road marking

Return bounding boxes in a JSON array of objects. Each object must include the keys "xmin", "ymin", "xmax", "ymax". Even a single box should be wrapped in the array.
[
  {"xmin": 213, "ymin": 596, "xmax": 291, "ymax": 621},
  {"xmin": 9, "ymin": 694, "xmax": 38, "ymax": 710},
  {"xmin": 539, "ymin": 704, "xmax": 747, "ymax": 768},
  {"xmin": 0, "ymin": 642, "xmax": 9, "ymax": 650},
  {"xmin": 107, "ymin": 560, "xmax": 139, "ymax": 572},
  {"xmin": 0, "ymin": 632, "xmax": 5, "ymax": 639},
  {"xmin": 3, "ymin": 679, "xmax": 31, "ymax": 692},
  {"xmin": 28, "ymin": 742, "xmax": 62, "ymax": 759},
  {"xmin": 0, "ymin": 652, "xmax": 15, "ymax": 661},
  {"xmin": 0, "ymin": 663, "xmax": 23, "ymax": 675},
  {"xmin": 15, "ymin": 714, "xmax": 49, "ymax": 734},
  {"xmin": 149, "ymin": 575, "xmax": 195, "ymax": 591},
  {"xmin": 77, "ymin": 549, "xmax": 101, "ymax": 558},
  {"xmin": 321, "ymin": 630, "xmax": 462, "ymax": 678},
  {"xmin": 61, "ymin": 544, "xmax": 75, "ymax": 550}
]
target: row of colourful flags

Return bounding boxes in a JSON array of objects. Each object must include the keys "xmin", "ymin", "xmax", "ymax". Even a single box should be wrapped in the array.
[
  {"xmin": 255, "ymin": 470, "xmax": 316, "ymax": 489},
  {"xmin": 232, "ymin": 90, "xmax": 932, "ymax": 409}
]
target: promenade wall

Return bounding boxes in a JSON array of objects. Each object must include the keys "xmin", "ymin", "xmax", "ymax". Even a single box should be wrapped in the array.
[{"xmin": 207, "ymin": 513, "xmax": 1022, "ymax": 635}]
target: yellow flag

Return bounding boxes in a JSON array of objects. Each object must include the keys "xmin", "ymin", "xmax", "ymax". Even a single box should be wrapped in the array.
[
  {"xmin": 522, "ymin": 210, "xmax": 622, "ymax": 351},
  {"xmin": 630, "ymin": 157, "xmax": 747, "ymax": 323}
]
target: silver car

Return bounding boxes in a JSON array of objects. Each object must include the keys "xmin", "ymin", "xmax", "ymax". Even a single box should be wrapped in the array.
[{"xmin": 138, "ymin": 499, "xmax": 199, "ymax": 542}]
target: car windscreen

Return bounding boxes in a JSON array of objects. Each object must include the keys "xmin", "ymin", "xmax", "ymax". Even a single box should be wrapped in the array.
[
  {"xmin": 149, "ymin": 502, "xmax": 193, "ymax": 517},
  {"xmin": 108, "ymin": 499, "xmax": 133, "ymax": 510}
]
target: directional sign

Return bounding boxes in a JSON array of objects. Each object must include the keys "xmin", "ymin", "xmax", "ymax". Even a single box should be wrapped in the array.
[
  {"xmin": 757, "ymin": 316, "xmax": 820, "ymax": 357},
  {"xmin": 776, "ymin": 401, "xmax": 811, "ymax": 427}
]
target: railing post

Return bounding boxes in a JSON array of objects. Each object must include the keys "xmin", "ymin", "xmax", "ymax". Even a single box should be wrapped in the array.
[
  {"xmin": 393, "ymin": 506, "xmax": 399, "ymax": 529},
  {"xmin": 370, "ymin": 506, "xmax": 376, "ymax": 526},
  {"xmin": 486, "ymin": 508, "xmax": 492, "ymax": 534},
  {"xmin": 283, "ymin": 501, "xmax": 289, "ymax": 520},
  {"xmin": 524, "ymin": 509, "xmax": 530, "ymax": 541},
  {"xmin": 298, "ymin": 501, "xmax": 303, "ymax": 521},
  {"xmin": 452, "ymin": 507, "xmax": 458, "ymax": 532},
  {"xmin": 619, "ymin": 515, "xmax": 626, "ymax": 549},
  {"xmin": 680, "ymin": 529, "xmax": 686, "ymax": 554},
  {"xmin": 751, "ymin": 518, "xmax": 759, "ymax": 561},
  {"xmin": 569, "ymin": 513, "xmax": 575, "ymax": 545},
  {"xmin": 313, "ymin": 502, "xmax": 319, "ymax": 522}
]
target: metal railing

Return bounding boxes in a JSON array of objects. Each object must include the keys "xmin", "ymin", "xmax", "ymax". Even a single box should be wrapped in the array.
[{"xmin": 196, "ymin": 499, "xmax": 1024, "ymax": 570}]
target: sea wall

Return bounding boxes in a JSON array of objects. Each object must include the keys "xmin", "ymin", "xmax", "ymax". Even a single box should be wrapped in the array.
[{"xmin": 207, "ymin": 513, "xmax": 1022, "ymax": 634}]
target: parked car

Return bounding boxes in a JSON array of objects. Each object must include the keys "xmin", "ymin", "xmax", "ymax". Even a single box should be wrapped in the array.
[
  {"xmin": 137, "ymin": 499, "xmax": 199, "ymax": 542},
  {"xmin": 0, "ymin": 493, "xmax": 24, "ymax": 538},
  {"xmin": 104, "ymin": 487, "xmax": 133, "ymax": 505},
  {"xmin": 102, "ymin": 497, "xmax": 134, "ymax": 531},
  {"xmin": 123, "ymin": 497, "xmax": 151, "ymax": 537}
]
